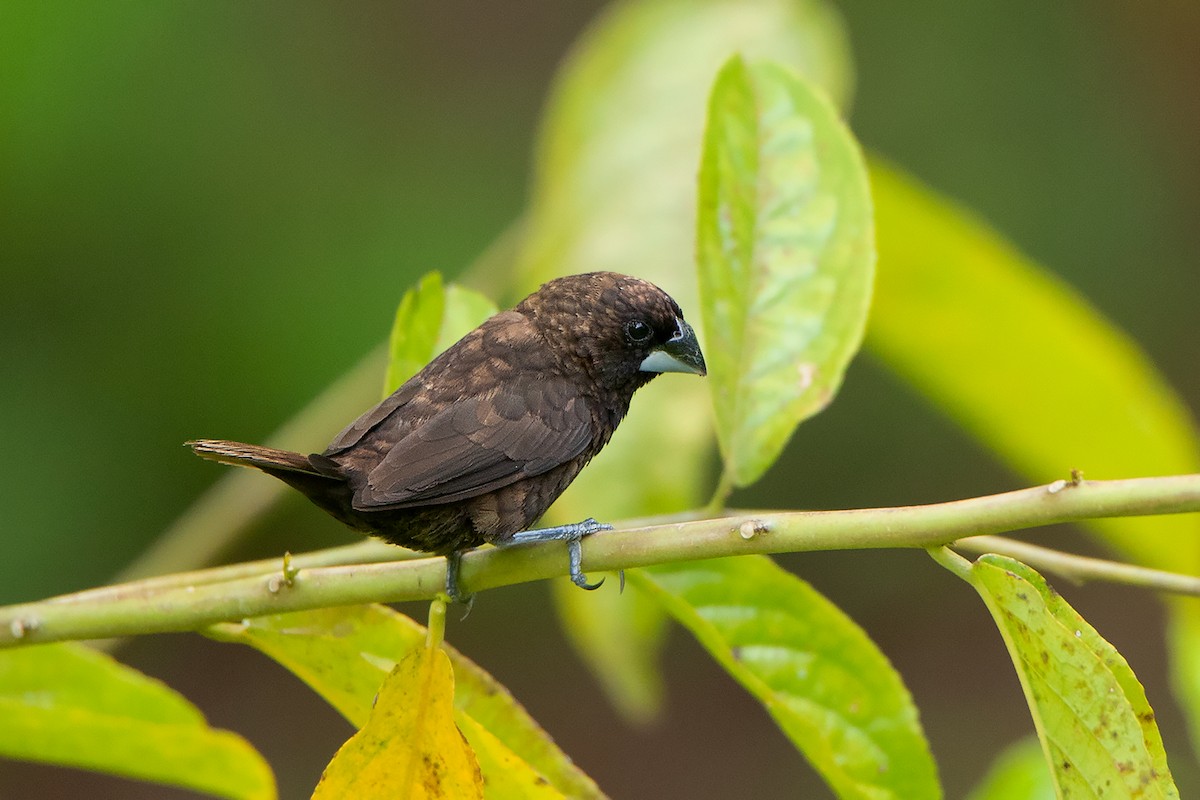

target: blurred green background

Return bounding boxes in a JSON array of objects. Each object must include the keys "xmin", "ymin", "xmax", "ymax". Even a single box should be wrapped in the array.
[{"xmin": 2, "ymin": 2, "xmax": 1198, "ymax": 797}]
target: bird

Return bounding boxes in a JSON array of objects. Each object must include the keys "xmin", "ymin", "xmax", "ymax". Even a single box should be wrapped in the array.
[{"xmin": 189, "ymin": 271, "xmax": 706, "ymax": 601}]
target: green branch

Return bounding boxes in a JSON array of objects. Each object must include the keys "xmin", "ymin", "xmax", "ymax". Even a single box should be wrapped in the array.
[
  {"xmin": 953, "ymin": 534, "xmax": 1200, "ymax": 596},
  {"xmin": 3, "ymin": 474, "xmax": 1199, "ymax": 648}
]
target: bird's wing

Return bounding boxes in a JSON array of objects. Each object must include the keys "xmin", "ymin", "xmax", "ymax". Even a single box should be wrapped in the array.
[
  {"xmin": 324, "ymin": 381, "xmax": 422, "ymax": 455},
  {"xmin": 351, "ymin": 377, "xmax": 594, "ymax": 510}
]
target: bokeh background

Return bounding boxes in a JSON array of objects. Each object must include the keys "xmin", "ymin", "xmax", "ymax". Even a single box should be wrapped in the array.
[{"xmin": 2, "ymin": 2, "xmax": 1198, "ymax": 797}]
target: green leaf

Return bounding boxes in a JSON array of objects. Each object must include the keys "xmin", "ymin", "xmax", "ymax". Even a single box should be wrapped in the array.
[
  {"xmin": 1166, "ymin": 602, "xmax": 1200, "ymax": 764},
  {"xmin": 634, "ymin": 557, "xmax": 941, "ymax": 800},
  {"xmin": 970, "ymin": 555, "xmax": 1178, "ymax": 798},
  {"xmin": 208, "ymin": 605, "xmax": 605, "ymax": 799},
  {"xmin": 866, "ymin": 158, "xmax": 1200, "ymax": 575},
  {"xmin": 516, "ymin": 0, "xmax": 856, "ymax": 513},
  {"xmin": 0, "ymin": 642, "xmax": 275, "ymax": 800},
  {"xmin": 384, "ymin": 272, "xmax": 499, "ymax": 397},
  {"xmin": 697, "ymin": 57, "xmax": 873, "ymax": 486},
  {"xmin": 312, "ymin": 643, "xmax": 483, "ymax": 799},
  {"xmin": 866, "ymin": 159, "xmax": 1200, "ymax": 754},
  {"xmin": 441, "ymin": 285, "xmax": 500, "ymax": 351},
  {"xmin": 552, "ymin": 577, "xmax": 667, "ymax": 725},
  {"xmin": 520, "ymin": 0, "xmax": 854, "ymax": 291},
  {"xmin": 965, "ymin": 738, "xmax": 1054, "ymax": 800},
  {"xmin": 524, "ymin": 0, "xmax": 854, "ymax": 300},
  {"xmin": 514, "ymin": 0, "xmax": 855, "ymax": 720},
  {"xmin": 384, "ymin": 272, "xmax": 443, "ymax": 396}
]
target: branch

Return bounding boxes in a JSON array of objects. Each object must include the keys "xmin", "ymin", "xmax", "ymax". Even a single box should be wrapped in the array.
[{"xmin": 3, "ymin": 474, "xmax": 1199, "ymax": 648}]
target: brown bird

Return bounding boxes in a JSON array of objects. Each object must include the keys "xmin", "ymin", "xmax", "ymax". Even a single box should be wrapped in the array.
[{"xmin": 189, "ymin": 272, "xmax": 706, "ymax": 600}]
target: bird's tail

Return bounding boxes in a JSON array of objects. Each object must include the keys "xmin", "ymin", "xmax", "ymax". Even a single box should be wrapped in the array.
[{"xmin": 187, "ymin": 439, "xmax": 322, "ymax": 476}]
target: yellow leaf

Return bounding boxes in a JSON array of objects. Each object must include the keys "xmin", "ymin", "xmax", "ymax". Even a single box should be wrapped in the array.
[
  {"xmin": 457, "ymin": 714, "xmax": 566, "ymax": 800},
  {"xmin": 312, "ymin": 644, "xmax": 482, "ymax": 800}
]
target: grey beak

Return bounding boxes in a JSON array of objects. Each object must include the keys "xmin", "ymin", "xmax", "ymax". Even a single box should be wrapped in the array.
[{"xmin": 639, "ymin": 318, "xmax": 707, "ymax": 376}]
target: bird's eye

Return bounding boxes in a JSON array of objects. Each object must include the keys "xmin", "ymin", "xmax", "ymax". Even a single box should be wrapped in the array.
[{"xmin": 625, "ymin": 320, "xmax": 653, "ymax": 343}]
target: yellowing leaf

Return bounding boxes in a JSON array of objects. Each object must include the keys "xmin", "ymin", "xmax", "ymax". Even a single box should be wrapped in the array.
[
  {"xmin": 210, "ymin": 605, "xmax": 605, "ymax": 799},
  {"xmin": 312, "ymin": 644, "xmax": 482, "ymax": 800},
  {"xmin": 457, "ymin": 715, "xmax": 566, "ymax": 800},
  {"xmin": 971, "ymin": 555, "xmax": 1178, "ymax": 799}
]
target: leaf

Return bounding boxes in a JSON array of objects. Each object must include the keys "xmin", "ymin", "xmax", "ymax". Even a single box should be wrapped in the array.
[
  {"xmin": 524, "ymin": 0, "xmax": 855, "ymax": 298},
  {"xmin": 552, "ymin": 577, "xmax": 667, "ymax": 725},
  {"xmin": 1166, "ymin": 602, "xmax": 1200, "ymax": 763},
  {"xmin": 634, "ymin": 557, "xmax": 941, "ymax": 800},
  {"xmin": 517, "ymin": 0, "xmax": 856, "ymax": 519},
  {"xmin": 970, "ymin": 555, "xmax": 1178, "ymax": 799},
  {"xmin": 208, "ymin": 605, "xmax": 605, "ymax": 799},
  {"xmin": 964, "ymin": 738, "xmax": 1054, "ymax": 800},
  {"xmin": 384, "ymin": 273, "xmax": 499, "ymax": 397},
  {"xmin": 384, "ymin": 272, "xmax": 444, "ymax": 396},
  {"xmin": 866, "ymin": 159, "xmax": 1200, "ymax": 753},
  {"xmin": 697, "ymin": 56, "xmax": 873, "ymax": 486},
  {"xmin": 514, "ymin": 0, "xmax": 856, "ymax": 721},
  {"xmin": 312, "ymin": 643, "xmax": 483, "ymax": 799},
  {"xmin": 441, "ymin": 285, "xmax": 500, "ymax": 351},
  {"xmin": 866, "ymin": 158, "xmax": 1200, "ymax": 575},
  {"xmin": 456, "ymin": 715, "xmax": 566, "ymax": 800},
  {"xmin": 0, "ymin": 642, "xmax": 275, "ymax": 800}
]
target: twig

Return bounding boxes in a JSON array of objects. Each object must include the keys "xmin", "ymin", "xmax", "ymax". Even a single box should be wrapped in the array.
[
  {"xmin": 2, "ymin": 474, "xmax": 1199, "ymax": 648},
  {"xmin": 953, "ymin": 534, "xmax": 1200, "ymax": 596}
]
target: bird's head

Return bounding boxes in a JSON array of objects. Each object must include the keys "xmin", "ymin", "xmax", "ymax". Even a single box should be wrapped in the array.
[{"xmin": 518, "ymin": 272, "xmax": 706, "ymax": 397}]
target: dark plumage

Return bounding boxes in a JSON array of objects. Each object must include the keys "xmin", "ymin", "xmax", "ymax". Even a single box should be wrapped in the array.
[{"xmin": 190, "ymin": 272, "xmax": 706, "ymax": 595}]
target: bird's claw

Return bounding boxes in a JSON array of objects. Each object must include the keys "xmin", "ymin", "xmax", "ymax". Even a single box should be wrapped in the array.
[{"xmin": 567, "ymin": 536, "xmax": 605, "ymax": 590}]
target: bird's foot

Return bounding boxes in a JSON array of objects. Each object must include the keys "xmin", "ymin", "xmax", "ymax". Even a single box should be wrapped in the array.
[
  {"xmin": 510, "ymin": 518, "xmax": 617, "ymax": 591},
  {"xmin": 444, "ymin": 551, "xmax": 475, "ymax": 617},
  {"xmin": 510, "ymin": 517, "xmax": 612, "ymax": 543}
]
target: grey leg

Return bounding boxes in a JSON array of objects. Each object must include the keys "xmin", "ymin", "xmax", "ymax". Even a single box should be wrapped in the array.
[
  {"xmin": 510, "ymin": 518, "xmax": 614, "ymax": 590},
  {"xmin": 444, "ymin": 550, "xmax": 475, "ymax": 615}
]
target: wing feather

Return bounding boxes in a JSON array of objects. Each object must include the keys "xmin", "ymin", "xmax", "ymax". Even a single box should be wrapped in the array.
[
  {"xmin": 325, "ymin": 381, "xmax": 421, "ymax": 455},
  {"xmin": 350, "ymin": 378, "xmax": 593, "ymax": 510}
]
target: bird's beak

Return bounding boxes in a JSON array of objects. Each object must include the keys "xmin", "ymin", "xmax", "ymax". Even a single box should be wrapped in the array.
[{"xmin": 639, "ymin": 318, "xmax": 707, "ymax": 376}]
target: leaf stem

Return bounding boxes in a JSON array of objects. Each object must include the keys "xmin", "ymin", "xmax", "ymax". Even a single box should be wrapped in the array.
[
  {"xmin": 427, "ymin": 599, "xmax": 447, "ymax": 649},
  {"xmin": 926, "ymin": 546, "xmax": 973, "ymax": 581},
  {"xmin": 3, "ymin": 474, "xmax": 1200, "ymax": 648},
  {"xmin": 706, "ymin": 466, "xmax": 737, "ymax": 515}
]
